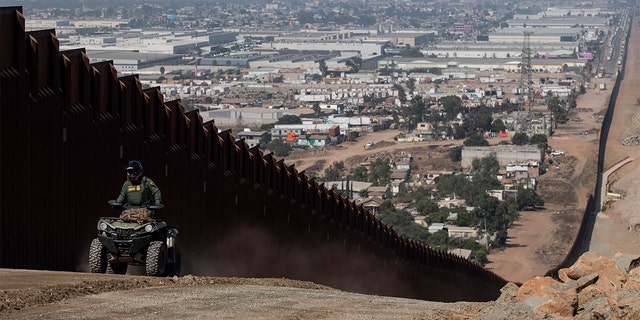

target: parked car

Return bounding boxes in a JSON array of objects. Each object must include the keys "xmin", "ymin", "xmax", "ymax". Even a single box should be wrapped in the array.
[{"xmin": 550, "ymin": 150, "xmax": 565, "ymax": 156}]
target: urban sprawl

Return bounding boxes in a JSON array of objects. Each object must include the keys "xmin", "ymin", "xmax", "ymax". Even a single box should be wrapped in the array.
[{"xmin": 22, "ymin": 0, "xmax": 634, "ymax": 262}]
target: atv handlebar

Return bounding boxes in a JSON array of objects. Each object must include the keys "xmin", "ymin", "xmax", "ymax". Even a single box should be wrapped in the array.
[{"xmin": 107, "ymin": 200, "xmax": 164, "ymax": 210}]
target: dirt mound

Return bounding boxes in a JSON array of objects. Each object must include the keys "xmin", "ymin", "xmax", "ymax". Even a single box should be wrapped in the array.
[{"xmin": 0, "ymin": 275, "xmax": 334, "ymax": 316}]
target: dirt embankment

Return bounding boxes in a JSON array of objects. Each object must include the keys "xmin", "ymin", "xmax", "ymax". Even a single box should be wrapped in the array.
[{"xmin": 0, "ymin": 270, "xmax": 536, "ymax": 320}]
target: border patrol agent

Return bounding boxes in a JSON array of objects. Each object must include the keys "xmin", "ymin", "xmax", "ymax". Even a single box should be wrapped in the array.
[{"xmin": 116, "ymin": 160, "xmax": 162, "ymax": 206}]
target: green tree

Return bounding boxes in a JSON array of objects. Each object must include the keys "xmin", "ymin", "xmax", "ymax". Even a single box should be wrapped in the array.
[
  {"xmin": 345, "ymin": 56, "xmax": 362, "ymax": 73},
  {"xmin": 466, "ymin": 155, "xmax": 502, "ymax": 206},
  {"xmin": 407, "ymin": 78, "xmax": 416, "ymax": 92},
  {"xmin": 318, "ymin": 59, "xmax": 328, "ymax": 76},
  {"xmin": 471, "ymin": 153, "xmax": 500, "ymax": 175},
  {"xmin": 461, "ymin": 107, "xmax": 493, "ymax": 136},
  {"xmin": 474, "ymin": 247, "xmax": 489, "ymax": 265},
  {"xmin": 455, "ymin": 211, "xmax": 476, "ymax": 227},
  {"xmin": 425, "ymin": 209, "xmax": 450, "ymax": 224},
  {"xmin": 350, "ymin": 166, "xmax": 369, "ymax": 181},
  {"xmin": 548, "ymin": 96, "xmax": 568, "ymax": 125},
  {"xmin": 491, "ymin": 119, "xmax": 507, "ymax": 132},
  {"xmin": 435, "ymin": 174, "xmax": 468, "ymax": 198},
  {"xmin": 529, "ymin": 134, "xmax": 548, "ymax": 149},
  {"xmin": 377, "ymin": 205, "xmax": 432, "ymax": 244},
  {"xmin": 516, "ymin": 187, "xmax": 545, "ymax": 210},
  {"xmin": 403, "ymin": 94, "xmax": 427, "ymax": 130},
  {"xmin": 312, "ymin": 102, "xmax": 321, "ymax": 116},
  {"xmin": 439, "ymin": 95, "xmax": 464, "ymax": 121},
  {"xmin": 394, "ymin": 84, "xmax": 407, "ymax": 104},
  {"xmin": 448, "ymin": 146, "xmax": 463, "ymax": 162},
  {"xmin": 369, "ymin": 158, "xmax": 391, "ymax": 186},
  {"xmin": 511, "ymin": 132, "xmax": 529, "ymax": 145},
  {"xmin": 428, "ymin": 230, "xmax": 449, "ymax": 249},
  {"xmin": 463, "ymin": 133, "xmax": 490, "ymax": 146},
  {"xmin": 323, "ymin": 163, "xmax": 343, "ymax": 182},
  {"xmin": 264, "ymin": 139, "xmax": 292, "ymax": 157},
  {"xmin": 416, "ymin": 198, "xmax": 439, "ymax": 216}
]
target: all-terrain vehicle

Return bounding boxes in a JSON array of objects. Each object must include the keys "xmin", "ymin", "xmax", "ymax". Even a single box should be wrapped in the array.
[{"xmin": 89, "ymin": 200, "xmax": 181, "ymax": 277}]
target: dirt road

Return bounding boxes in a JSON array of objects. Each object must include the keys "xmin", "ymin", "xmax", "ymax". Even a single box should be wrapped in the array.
[
  {"xmin": 0, "ymin": 269, "xmax": 533, "ymax": 320},
  {"xmin": 588, "ymin": 17, "xmax": 640, "ymax": 259},
  {"xmin": 289, "ymin": 129, "xmax": 406, "ymax": 174}
]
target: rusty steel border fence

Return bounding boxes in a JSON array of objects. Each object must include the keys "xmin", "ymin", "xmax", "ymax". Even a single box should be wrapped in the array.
[{"xmin": 0, "ymin": 7, "xmax": 506, "ymax": 301}]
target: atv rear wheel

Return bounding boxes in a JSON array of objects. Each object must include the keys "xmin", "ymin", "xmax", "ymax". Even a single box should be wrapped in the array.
[
  {"xmin": 89, "ymin": 238, "xmax": 107, "ymax": 273},
  {"xmin": 145, "ymin": 241, "xmax": 167, "ymax": 276},
  {"xmin": 165, "ymin": 246, "xmax": 182, "ymax": 277},
  {"xmin": 107, "ymin": 262, "xmax": 128, "ymax": 275}
]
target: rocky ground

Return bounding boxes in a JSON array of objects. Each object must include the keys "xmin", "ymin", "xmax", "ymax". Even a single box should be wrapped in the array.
[{"xmin": 3, "ymin": 250, "xmax": 640, "ymax": 320}]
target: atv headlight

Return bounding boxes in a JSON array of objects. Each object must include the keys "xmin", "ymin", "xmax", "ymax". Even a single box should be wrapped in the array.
[
  {"xmin": 144, "ymin": 224, "xmax": 154, "ymax": 232},
  {"xmin": 99, "ymin": 222, "xmax": 109, "ymax": 231}
]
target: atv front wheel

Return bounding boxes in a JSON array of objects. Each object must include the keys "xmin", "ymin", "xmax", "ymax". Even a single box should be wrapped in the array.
[
  {"xmin": 89, "ymin": 238, "xmax": 107, "ymax": 273},
  {"xmin": 145, "ymin": 241, "xmax": 167, "ymax": 276}
]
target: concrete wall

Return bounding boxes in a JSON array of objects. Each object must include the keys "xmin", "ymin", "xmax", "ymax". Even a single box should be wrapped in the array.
[{"xmin": 461, "ymin": 145, "xmax": 543, "ymax": 169}]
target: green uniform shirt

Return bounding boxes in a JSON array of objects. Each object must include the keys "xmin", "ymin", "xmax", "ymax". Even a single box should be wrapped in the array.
[{"xmin": 116, "ymin": 176, "xmax": 162, "ymax": 206}]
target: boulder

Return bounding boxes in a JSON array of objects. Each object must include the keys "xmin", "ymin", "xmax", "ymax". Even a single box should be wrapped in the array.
[
  {"xmin": 497, "ymin": 282, "xmax": 519, "ymax": 303},
  {"xmin": 515, "ymin": 252, "xmax": 640, "ymax": 318},
  {"xmin": 558, "ymin": 267, "xmax": 582, "ymax": 282},
  {"xmin": 613, "ymin": 252, "xmax": 638, "ymax": 273},
  {"xmin": 517, "ymin": 276, "xmax": 578, "ymax": 317},
  {"xmin": 623, "ymin": 267, "xmax": 640, "ymax": 290},
  {"xmin": 566, "ymin": 252, "xmax": 626, "ymax": 284}
]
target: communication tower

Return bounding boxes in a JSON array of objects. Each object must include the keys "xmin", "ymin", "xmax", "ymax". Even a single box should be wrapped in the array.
[{"xmin": 520, "ymin": 31, "xmax": 534, "ymax": 115}]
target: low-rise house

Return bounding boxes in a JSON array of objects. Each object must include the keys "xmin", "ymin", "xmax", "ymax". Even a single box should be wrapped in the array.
[
  {"xmin": 367, "ymin": 185, "xmax": 392, "ymax": 199},
  {"xmin": 327, "ymin": 125, "xmax": 343, "ymax": 144},
  {"xmin": 298, "ymin": 134, "xmax": 331, "ymax": 147},
  {"xmin": 393, "ymin": 151, "xmax": 412, "ymax": 170},
  {"xmin": 389, "ymin": 169, "xmax": 410, "ymax": 195},
  {"xmin": 355, "ymin": 196, "xmax": 386, "ymax": 215},
  {"xmin": 428, "ymin": 222, "xmax": 446, "ymax": 233},
  {"xmin": 506, "ymin": 161, "xmax": 540, "ymax": 179},
  {"xmin": 236, "ymin": 129, "xmax": 271, "ymax": 148},
  {"xmin": 271, "ymin": 127, "xmax": 304, "ymax": 139},
  {"xmin": 438, "ymin": 197, "xmax": 467, "ymax": 209},
  {"xmin": 424, "ymin": 172, "xmax": 443, "ymax": 185},
  {"xmin": 324, "ymin": 180, "xmax": 373, "ymax": 200},
  {"xmin": 415, "ymin": 122, "xmax": 439, "ymax": 140},
  {"xmin": 414, "ymin": 215, "xmax": 427, "ymax": 227},
  {"xmin": 448, "ymin": 248, "xmax": 473, "ymax": 259},
  {"xmin": 447, "ymin": 225, "xmax": 477, "ymax": 239},
  {"xmin": 488, "ymin": 189, "xmax": 505, "ymax": 201}
]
